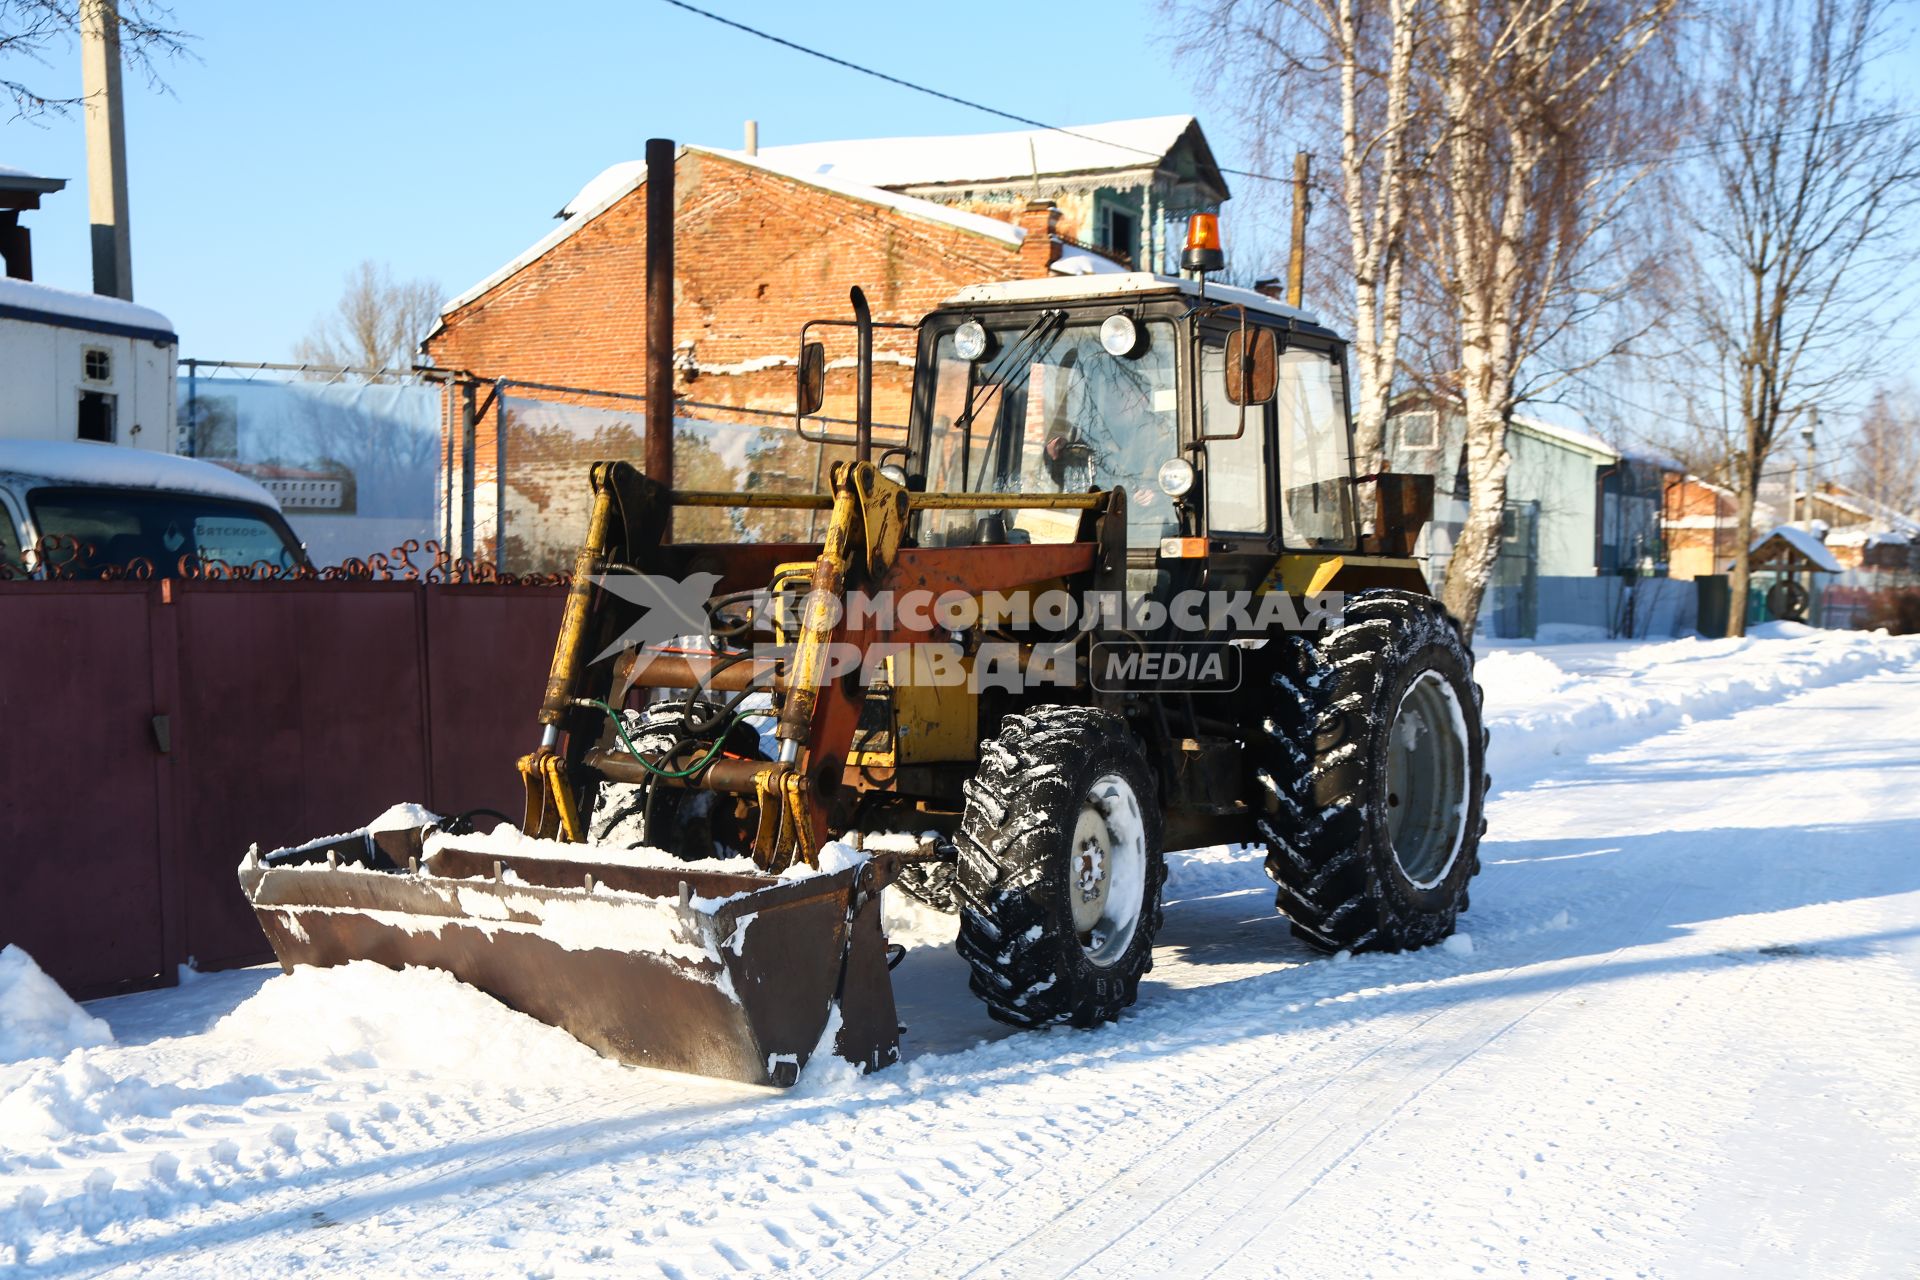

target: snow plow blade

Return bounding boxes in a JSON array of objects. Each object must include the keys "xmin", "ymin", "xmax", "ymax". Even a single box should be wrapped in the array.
[{"xmin": 238, "ymin": 824, "xmax": 900, "ymax": 1087}]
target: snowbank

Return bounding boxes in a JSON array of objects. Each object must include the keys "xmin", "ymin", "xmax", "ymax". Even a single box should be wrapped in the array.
[
  {"xmin": 1479, "ymin": 626, "xmax": 1920, "ymax": 785},
  {"xmin": 212, "ymin": 962, "xmax": 619, "ymax": 1079},
  {"xmin": 0, "ymin": 948, "xmax": 112, "ymax": 1064}
]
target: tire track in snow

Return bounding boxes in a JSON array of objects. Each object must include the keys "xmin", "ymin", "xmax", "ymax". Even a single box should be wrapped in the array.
[{"xmin": 853, "ymin": 879, "xmax": 1681, "ymax": 1280}]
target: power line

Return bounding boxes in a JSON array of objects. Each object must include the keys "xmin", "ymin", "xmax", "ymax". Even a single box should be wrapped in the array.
[
  {"xmin": 659, "ymin": 0, "xmax": 1291, "ymax": 185},
  {"xmin": 664, "ymin": 0, "xmax": 1920, "ymax": 192}
]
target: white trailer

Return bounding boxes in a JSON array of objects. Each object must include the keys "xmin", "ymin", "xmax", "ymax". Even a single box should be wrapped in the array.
[{"xmin": 0, "ymin": 276, "xmax": 178, "ymax": 452}]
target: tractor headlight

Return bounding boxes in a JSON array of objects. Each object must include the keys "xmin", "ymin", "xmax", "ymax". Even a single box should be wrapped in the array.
[
  {"xmin": 954, "ymin": 320, "xmax": 991, "ymax": 362},
  {"xmin": 1101, "ymin": 313, "xmax": 1144, "ymax": 358},
  {"xmin": 1157, "ymin": 457, "xmax": 1196, "ymax": 498},
  {"xmin": 879, "ymin": 462, "xmax": 909, "ymax": 486}
]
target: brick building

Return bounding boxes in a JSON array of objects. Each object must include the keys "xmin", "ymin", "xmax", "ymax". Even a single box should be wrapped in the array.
[{"xmin": 421, "ymin": 121, "xmax": 1229, "ymax": 567}]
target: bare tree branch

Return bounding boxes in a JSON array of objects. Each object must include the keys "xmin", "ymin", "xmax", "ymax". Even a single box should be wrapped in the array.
[
  {"xmin": 293, "ymin": 261, "xmax": 445, "ymax": 377},
  {"xmin": 1668, "ymin": 0, "xmax": 1920, "ymax": 635},
  {"xmin": 1, "ymin": 0, "xmax": 191, "ymax": 121}
]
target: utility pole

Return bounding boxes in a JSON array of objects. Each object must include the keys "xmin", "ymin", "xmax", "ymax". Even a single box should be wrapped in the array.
[
  {"xmin": 1285, "ymin": 152, "xmax": 1312, "ymax": 308},
  {"xmin": 1803, "ymin": 407, "xmax": 1819, "ymax": 526},
  {"xmin": 80, "ymin": 0, "xmax": 133, "ymax": 300}
]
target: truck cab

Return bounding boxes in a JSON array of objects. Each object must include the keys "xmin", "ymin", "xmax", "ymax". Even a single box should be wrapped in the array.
[{"xmin": 0, "ymin": 440, "xmax": 307, "ymax": 579}]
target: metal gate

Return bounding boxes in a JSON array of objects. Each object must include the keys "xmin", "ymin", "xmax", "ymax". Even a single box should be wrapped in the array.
[{"xmin": 0, "ymin": 574, "xmax": 566, "ymax": 997}]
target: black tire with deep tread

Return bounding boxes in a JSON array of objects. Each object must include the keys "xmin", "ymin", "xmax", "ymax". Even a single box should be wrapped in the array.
[
  {"xmin": 1249, "ymin": 590, "xmax": 1489, "ymax": 952},
  {"xmin": 955, "ymin": 705, "xmax": 1166, "ymax": 1028}
]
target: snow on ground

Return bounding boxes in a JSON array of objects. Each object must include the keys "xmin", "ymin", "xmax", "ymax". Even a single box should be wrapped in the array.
[
  {"xmin": 0, "ymin": 950, "xmax": 113, "ymax": 1066},
  {"xmin": 5, "ymin": 627, "xmax": 1920, "ymax": 1277}
]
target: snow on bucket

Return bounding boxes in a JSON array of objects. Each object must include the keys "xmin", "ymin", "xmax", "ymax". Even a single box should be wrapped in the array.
[{"xmin": 238, "ymin": 816, "xmax": 899, "ymax": 1087}]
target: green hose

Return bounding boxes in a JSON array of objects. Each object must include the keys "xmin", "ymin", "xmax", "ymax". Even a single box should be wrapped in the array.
[{"xmin": 583, "ymin": 698, "xmax": 758, "ymax": 780}]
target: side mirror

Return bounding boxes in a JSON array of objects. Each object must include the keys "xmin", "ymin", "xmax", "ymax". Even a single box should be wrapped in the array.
[
  {"xmin": 1224, "ymin": 327, "xmax": 1277, "ymax": 406},
  {"xmin": 796, "ymin": 341, "xmax": 826, "ymax": 417}
]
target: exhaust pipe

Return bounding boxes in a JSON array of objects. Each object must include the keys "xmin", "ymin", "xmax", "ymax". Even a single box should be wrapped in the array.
[
  {"xmin": 851, "ymin": 285, "xmax": 872, "ymax": 463},
  {"xmin": 645, "ymin": 137, "xmax": 675, "ymax": 521}
]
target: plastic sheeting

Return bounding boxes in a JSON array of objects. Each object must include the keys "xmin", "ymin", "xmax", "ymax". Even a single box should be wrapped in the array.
[
  {"xmin": 177, "ymin": 376, "xmax": 441, "ymax": 567},
  {"xmin": 492, "ymin": 397, "xmax": 858, "ymax": 575}
]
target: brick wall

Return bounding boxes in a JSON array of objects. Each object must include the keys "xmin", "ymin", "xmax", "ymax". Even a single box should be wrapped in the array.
[{"xmin": 427, "ymin": 150, "xmax": 1064, "ymax": 484}]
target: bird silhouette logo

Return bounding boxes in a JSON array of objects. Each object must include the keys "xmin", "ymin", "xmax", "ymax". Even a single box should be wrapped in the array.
[{"xmin": 589, "ymin": 570, "xmax": 726, "ymax": 666}]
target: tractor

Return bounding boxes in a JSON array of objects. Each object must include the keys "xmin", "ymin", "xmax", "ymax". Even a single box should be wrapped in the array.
[{"xmin": 241, "ymin": 155, "xmax": 1487, "ymax": 1087}]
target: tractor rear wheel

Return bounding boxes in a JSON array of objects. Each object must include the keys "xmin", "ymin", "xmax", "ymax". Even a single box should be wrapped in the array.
[
  {"xmin": 955, "ymin": 706, "xmax": 1165, "ymax": 1027},
  {"xmin": 1250, "ymin": 590, "xmax": 1487, "ymax": 952}
]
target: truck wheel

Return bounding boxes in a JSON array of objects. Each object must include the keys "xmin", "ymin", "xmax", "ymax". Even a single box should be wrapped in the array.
[
  {"xmin": 955, "ymin": 706, "xmax": 1165, "ymax": 1027},
  {"xmin": 1250, "ymin": 591, "xmax": 1487, "ymax": 952}
]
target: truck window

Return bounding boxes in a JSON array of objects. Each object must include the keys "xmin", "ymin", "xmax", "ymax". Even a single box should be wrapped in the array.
[
  {"xmin": 921, "ymin": 319, "xmax": 1180, "ymax": 548},
  {"xmin": 0, "ymin": 500, "xmax": 22, "ymax": 569},
  {"xmin": 28, "ymin": 488, "xmax": 303, "ymax": 578}
]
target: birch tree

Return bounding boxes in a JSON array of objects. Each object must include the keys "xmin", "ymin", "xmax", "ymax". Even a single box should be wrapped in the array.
[
  {"xmin": 1170, "ymin": 0, "xmax": 1430, "ymax": 478},
  {"xmin": 1428, "ymin": 0, "xmax": 1682, "ymax": 637},
  {"xmin": 1676, "ymin": 0, "xmax": 1919, "ymax": 635}
]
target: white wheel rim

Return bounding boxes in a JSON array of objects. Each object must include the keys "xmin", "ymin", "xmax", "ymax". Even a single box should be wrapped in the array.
[
  {"xmin": 1386, "ymin": 670, "xmax": 1470, "ymax": 889},
  {"xmin": 1067, "ymin": 772, "xmax": 1147, "ymax": 966}
]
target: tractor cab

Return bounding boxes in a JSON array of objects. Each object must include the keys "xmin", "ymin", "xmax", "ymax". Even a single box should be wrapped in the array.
[{"xmin": 900, "ymin": 272, "xmax": 1368, "ymax": 603}]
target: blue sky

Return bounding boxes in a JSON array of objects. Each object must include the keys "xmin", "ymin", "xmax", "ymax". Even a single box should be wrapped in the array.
[
  {"xmin": 2, "ymin": 0, "xmax": 1233, "ymax": 358},
  {"xmin": 4, "ymin": 0, "xmax": 1913, "ymax": 432}
]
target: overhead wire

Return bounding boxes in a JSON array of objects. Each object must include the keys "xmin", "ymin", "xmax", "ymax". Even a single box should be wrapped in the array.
[
  {"xmin": 659, "ymin": 0, "xmax": 1292, "ymax": 185},
  {"xmin": 663, "ymin": 0, "xmax": 1920, "ymax": 185}
]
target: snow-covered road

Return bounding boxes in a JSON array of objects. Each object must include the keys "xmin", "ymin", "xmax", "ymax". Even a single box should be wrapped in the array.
[{"xmin": 5, "ymin": 627, "xmax": 1920, "ymax": 1278}]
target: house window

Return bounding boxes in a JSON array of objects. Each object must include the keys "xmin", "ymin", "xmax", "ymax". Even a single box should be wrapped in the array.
[
  {"xmin": 1100, "ymin": 204, "xmax": 1137, "ymax": 259},
  {"xmin": 1501, "ymin": 505, "xmax": 1518, "ymax": 541},
  {"xmin": 78, "ymin": 390, "xmax": 116, "ymax": 443},
  {"xmin": 1398, "ymin": 411, "xmax": 1438, "ymax": 450},
  {"xmin": 83, "ymin": 347, "xmax": 112, "ymax": 384}
]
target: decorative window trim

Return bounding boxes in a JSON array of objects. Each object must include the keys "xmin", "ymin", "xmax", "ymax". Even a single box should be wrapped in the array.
[{"xmin": 1397, "ymin": 410, "xmax": 1438, "ymax": 450}]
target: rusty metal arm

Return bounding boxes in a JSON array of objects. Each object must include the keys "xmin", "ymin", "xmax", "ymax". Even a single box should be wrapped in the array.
[{"xmin": 668, "ymin": 490, "xmax": 1109, "ymax": 513}]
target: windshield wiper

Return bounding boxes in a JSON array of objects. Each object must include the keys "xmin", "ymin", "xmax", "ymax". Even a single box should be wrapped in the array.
[{"xmin": 957, "ymin": 309, "xmax": 1068, "ymax": 487}]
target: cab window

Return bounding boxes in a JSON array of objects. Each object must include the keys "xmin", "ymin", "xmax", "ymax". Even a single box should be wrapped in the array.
[
  {"xmin": 0, "ymin": 497, "xmax": 22, "ymax": 569},
  {"xmin": 919, "ymin": 318, "xmax": 1181, "ymax": 548},
  {"xmin": 1199, "ymin": 338, "xmax": 1271, "ymax": 534},
  {"xmin": 28, "ymin": 488, "xmax": 303, "ymax": 577},
  {"xmin": 1275, "ymin": 348, "xmax": 1355, "ymax": 549}
]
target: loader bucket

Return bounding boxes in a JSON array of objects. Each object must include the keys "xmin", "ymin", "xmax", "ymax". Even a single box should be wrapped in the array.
[{"xmin": 237, "ymin": 823, "xmax": 900, "ymax": 1087}]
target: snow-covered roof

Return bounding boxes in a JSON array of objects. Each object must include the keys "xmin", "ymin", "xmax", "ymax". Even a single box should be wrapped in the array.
[
  {"xmin": 1389, "ymin": 396, "xmax": 1621, "ymax": 461},
  {"xmin": 0, "ymin": 441, "xmax": 281, "ymax": 509},
  {"xmin": 1509, "ymin": 412, "xmax": 1618, "ymax": 460},
  {"xmin": 1750, "ymin": 524, "xmax": 1842, "ymax": 573},
  {"xmin": 1049, "ymin": 244, "xmax": 1129, "ymax": 276},
  {"xmin": 0, "ymin": 164, "xmax": 66, "ymax": 193},
  {"xmin": 0, "ymin": 277, "xmax": 175, "ymax": 343},
  {"xmin": 942, "ymin": 271, "xmax": 1319, "ymax": 326},
  {"xmin": 1824, "ymin": 522, "xmax": 1913, "ymax": 549},
  {"xmin": 743, "ymin": 116, "xmax": 1207, "ymax": 193},
  {"xmin": 443, "ymin": 144, "xmax": 1026, "ymax": 320},
  {"xmin": 1804, "ymin": 484, "xmax": 1920, "ymax": 534}
]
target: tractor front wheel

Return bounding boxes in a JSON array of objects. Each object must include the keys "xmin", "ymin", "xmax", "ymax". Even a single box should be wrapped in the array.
[{"xmin": 955, "ymin": 706, "xmax": 1165, "ymax": 1028}]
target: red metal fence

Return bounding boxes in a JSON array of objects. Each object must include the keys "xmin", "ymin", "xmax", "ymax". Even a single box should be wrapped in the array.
[{"xmin": 0, "ymin": 579, "xmax": 564, "ymax": 998}]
